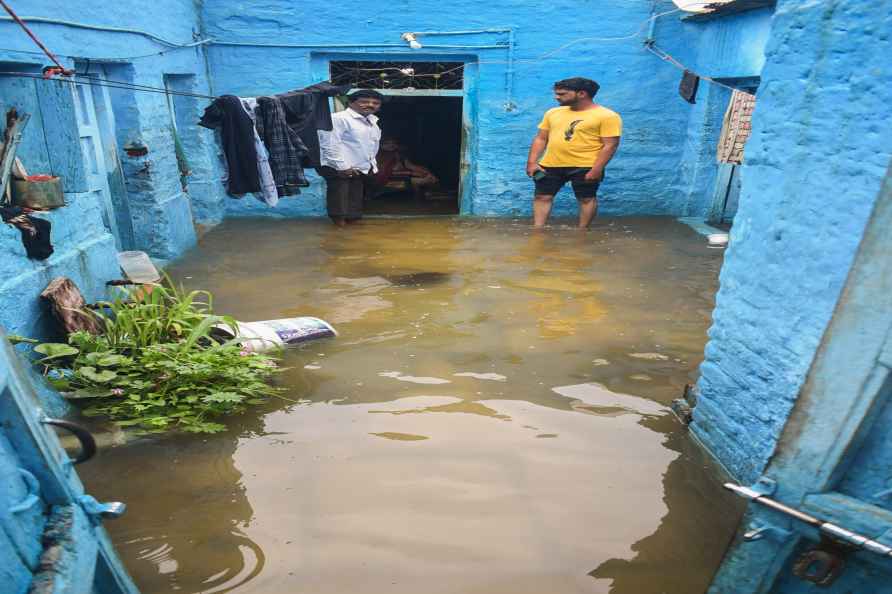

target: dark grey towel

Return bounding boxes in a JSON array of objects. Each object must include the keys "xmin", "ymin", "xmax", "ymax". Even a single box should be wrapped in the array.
[{"xmin": 679, "ymin": 70, "xmax": 700, "ymax": 104}]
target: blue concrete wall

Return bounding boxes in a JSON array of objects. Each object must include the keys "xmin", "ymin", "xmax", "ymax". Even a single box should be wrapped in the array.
[
  {"xmin": 202, "ymin": 0, "xmax": 772, "ymax": 218},
  {"xmin": 653, "ymin": 4, "xmax": 774, "ymax": 216},
  {"xmin": 691, "ymin": 0, "xmax": 892, "ymax": 484},
  {"xmin": 0, "ymin": 0, "xmax": 227, "ymax": 248},
  {"xmin": 0, "ymin": 1, "xmax": 227, "ymax": 344}
]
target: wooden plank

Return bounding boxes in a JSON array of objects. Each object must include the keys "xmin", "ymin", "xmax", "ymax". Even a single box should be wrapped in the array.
[
  {"xmin": 0, "ymin": 111, "xmax": 31, "ymax": 203},
  {"xmin": 0, "ymin": 76, "xmax": 52, "ymax": 177},
  {"xmin": 34, "ymin": 79, "xmax": 86, "ymax": 193}
]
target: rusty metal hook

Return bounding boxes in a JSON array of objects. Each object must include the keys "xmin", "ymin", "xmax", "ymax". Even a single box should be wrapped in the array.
[{"xmin": 42, "ymin": 418, "xmax": 97, "ymax": 465}]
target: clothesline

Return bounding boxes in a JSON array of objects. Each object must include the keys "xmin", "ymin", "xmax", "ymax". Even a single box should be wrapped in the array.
[
  {"xmin": 199, "ymin": 82, "xmax": 350, "ymax": 208},
  {"xmin": 0, "ymin": 70, "xmax": 218, "ymax": 100},
  {"xmin": 644, "ymin": 42, "xmax": 756, "ymax": 98}
]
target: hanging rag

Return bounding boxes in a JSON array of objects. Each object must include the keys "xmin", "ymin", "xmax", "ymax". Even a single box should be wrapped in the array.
[
  {"xmin": 239, "ymin": 98, "xmax": 279, "ymax": 206},
  {"xmin": 256, "ymin": 96, "xmax": 309, "ymax": 196},
  {"xmin": 679, "ymin": 70, "xmax": 700, "ymax": 104},
  {"xmin": 198, "ymin": 95, "xmax": 261, "ymax": 195},
  {"xmin": 277, "ymin": 82, "xmax": 352, "ymax": 168},
  {"xmin": 1, "ymin": 206, "xmax": 53, "ymax": 260}
]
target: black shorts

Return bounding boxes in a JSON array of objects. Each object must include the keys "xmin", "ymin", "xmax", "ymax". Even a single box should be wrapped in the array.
[{"xmin": 534, "ymin": 167, "xmax": 601, "ymax": 200}]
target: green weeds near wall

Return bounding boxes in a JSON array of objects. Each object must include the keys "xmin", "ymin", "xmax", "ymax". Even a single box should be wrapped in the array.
[{"xmin": 32, "ymin": 283, "xmax": 282, "ymax": 434}]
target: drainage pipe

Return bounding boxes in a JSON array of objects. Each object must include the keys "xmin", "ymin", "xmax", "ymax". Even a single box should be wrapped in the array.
[
  {"xmin": 210, "ymin": 41, "xmax": 506, "ymax": 50},
  {"xmin": 412, "ymin": 29, "xmax": 513, "ymax": 36}
]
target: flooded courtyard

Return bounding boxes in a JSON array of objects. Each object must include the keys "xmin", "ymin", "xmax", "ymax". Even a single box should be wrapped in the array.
[{"xmin": 79, "ymin": 216, "xmax": 743, "ymax": 594}]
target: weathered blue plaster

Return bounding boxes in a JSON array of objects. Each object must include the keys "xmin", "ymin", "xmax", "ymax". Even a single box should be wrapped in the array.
[
  {"xmin": 0, "ymin": 193, "xmax": 120, "ymax": 341},
  {"xmin": 652, "ymin": 3, "xmax": 773, "ymax": 216},
  {"xmin": 0, "ymin": 0, "xmax": 227, "ymax": 258},
  {"xmin": 690, "ymin": 0, "xmax": 892, "ymax": 484},
  {"xmin": 202, "ymin": 0, "xmax": 766, "ymax": 218},
  {"xmin": 1, "ymin": 1, "xmax": 228, "ymax": 358},
  {"xmin": 3, "ymin": 0, "xmax": 888, "ymax": 498}
]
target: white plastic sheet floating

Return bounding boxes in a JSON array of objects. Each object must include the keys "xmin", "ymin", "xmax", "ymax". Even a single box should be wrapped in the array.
[
  {"xmin": 117, "ymin": 251, "xmax": 161, "ymax": 283},
  {"xmin": 707, "ymin": 233, "xmax": 729, "ymax": 248},
  {"xmin": 213, "ymin": 317, "xmax": 337, "ymax": 353}
]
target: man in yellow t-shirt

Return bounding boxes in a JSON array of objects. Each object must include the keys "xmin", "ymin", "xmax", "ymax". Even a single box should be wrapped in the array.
[{"xmin": 526, "ymin": 77, "xmax": 622, "ymax": 228}]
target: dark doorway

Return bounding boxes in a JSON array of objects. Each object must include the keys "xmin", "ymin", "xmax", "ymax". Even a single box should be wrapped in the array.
[{"xmin": 366, "ymin": 95, "xmax": 463, "ymax": 215}]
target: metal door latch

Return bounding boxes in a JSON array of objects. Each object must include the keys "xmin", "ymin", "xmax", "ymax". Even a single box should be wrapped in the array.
[
  {"xmin": 42, "ymin": 417, "xmax": 97, "ymax": 465},
  {"xmin": 743, "ymin": 522, "xmax": 792, "ymax": 543},
  {"xmin": 79, "ymin": 494, "xmax": 126, "ymax": 524},
  {"xmin": 724, "ymin": 482, "xmax": 892, "ymax": 559}
]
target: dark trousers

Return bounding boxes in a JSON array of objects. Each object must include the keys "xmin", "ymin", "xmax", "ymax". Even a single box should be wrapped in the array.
[{"xmin": 317, "ymin": 167, "xmax": 371, "ymax": 219}]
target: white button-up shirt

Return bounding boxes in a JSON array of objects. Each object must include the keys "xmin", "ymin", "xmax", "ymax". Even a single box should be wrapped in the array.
[{"xmin": 318, "ymin": 107, "xmax": 382, "ymax": 173}]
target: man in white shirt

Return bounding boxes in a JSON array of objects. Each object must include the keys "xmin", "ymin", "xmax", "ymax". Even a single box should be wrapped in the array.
[{"xmin": 317, "ymin": 90, "xmax": 384, "ymax": 226}]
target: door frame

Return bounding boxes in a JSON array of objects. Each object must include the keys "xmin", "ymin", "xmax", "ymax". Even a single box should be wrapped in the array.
[
  {"xmin": 708, "ymin": 77, "xmax": 759, "ymax": 225},
  {"xmin": 708, "ymin": 159, "xmax": 892, "ymax": 591},
  {"xmin": 71, "ymin": 68, "xmax": 120, "ymax": 248},
  {"xmin": 311, "ymin": 52, "xmax": 479, "ymax": 215},
  {"xmin": 0, "ymin": 333, "xmax": 139, "ymax": 593}
]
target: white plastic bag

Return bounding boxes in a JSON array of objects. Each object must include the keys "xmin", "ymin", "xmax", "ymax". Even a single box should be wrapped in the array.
[{"xmin": 213, "ymin": 317, "xmax": 337, "ymax": 353}]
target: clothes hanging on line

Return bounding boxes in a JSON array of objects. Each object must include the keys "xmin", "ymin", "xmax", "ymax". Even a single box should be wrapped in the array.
[
  {"xmin": 1, "ymin": 206, "xmax": 54, "ymax": 260},
  {"xmin": 240, "ymin": 98, "xmax": 279, "ymax": 207},
  {"xmin": 199, "ymin": 82, "xmax": 349, "ymax": 204},
  {"xmin": 198, "ymin": 95, "xmax": 261, "ymax": 195},
  {"xmin": 277, "ymin": 81, "xmax": 351, "ymax": 168},
  {"xmin": 256, "ymin": 96, "xmax": 309, "ymax": 197},
  {"xmin": 679, "ymin": 70, "xmax": 700, "ymax": 104}
]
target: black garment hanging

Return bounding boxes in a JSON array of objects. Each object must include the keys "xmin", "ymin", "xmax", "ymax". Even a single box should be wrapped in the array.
[
  {"xmin": 277, "ymin": 82, "xmax": 352, "ymax": 168},
  {"xmin": 256, "ymin": 97, "xmax": 309, "ymax": 196},
  {"xmin": 679, "ymin": 70, "xmax": 700, "ymax": 104},
  {"xmin": 1, "ymin": 206, "xmax": 53, "ymax": 260},
  {"xmin": 198, "ymin": 95, "xmax": 261, "ymax": 195}
]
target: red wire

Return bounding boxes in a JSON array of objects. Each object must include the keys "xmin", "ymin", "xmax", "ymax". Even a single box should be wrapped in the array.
[{"xmin": 0, "ymin": 0, "xmax": 73, "ymax": 75}]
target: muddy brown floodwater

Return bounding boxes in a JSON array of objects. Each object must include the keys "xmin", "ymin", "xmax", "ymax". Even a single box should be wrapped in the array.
[{"xmin": 79, "ymin": 216, "xmax": 744, "ymax": 594}]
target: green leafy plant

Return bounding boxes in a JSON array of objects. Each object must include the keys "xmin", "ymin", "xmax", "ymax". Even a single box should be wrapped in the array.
[
  {"xmin": 89, "ymin": 281, "xmax": 228, "ymax": 351},
  {"xmin": 31, "ymin": 281, "xmax": 283, "ymax": 434}
]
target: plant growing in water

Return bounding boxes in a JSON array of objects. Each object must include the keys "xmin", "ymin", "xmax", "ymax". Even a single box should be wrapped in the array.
[{"xmin": 32, "ymin": 282, "xmax": 282, "ymax": 434}]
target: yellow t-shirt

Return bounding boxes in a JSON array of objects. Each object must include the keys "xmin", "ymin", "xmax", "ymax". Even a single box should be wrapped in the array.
[{"xmin": 538, "ymin": 105, "xmax": 622, "ymax": 167}]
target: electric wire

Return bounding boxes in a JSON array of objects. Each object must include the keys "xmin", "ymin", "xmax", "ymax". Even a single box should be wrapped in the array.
[
  {"xmin": 644, "ymin": 42, "xmax": 755, "ymax": 96},
  {"xmin": 0, "ymin": 1, "xmax": 733, "ymax": 100},
  {"xmin": 0, "ymin": 43, "xmax": 210, "ymax": 62},
  {"xmin": 0, "ymin": 15, "xmax": 204, "ymax": 48},
  {"xmin": 0, "ymin": 0, "xmax": 71, "ymax": 73},
  {"xmin": 0, "ymin": 2, "xmax": 710, "ymax": 69},
  {"xmin": 0, "ymin": 70, "xmax": 217, "ymax": 99}
]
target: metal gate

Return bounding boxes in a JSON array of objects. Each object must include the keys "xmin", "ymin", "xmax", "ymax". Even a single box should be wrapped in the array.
[
  {"xmin": 0, "ymin": 330, "xmax": 138, "ymax": 594},
  {"xmin": 708, "ymin": 162, "xmax": 892, "ymax": 592}
]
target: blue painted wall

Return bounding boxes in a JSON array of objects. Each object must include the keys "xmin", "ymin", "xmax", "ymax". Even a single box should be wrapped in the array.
[
  {"xmin": 202, "ymin": 0, "xmax": 772, "ymax": 218},
  {"xmin": 0, "ymin": 1, "xmax": 226, "ymax": 345},
  {"xmin": 1, "ymin": 1, "xmax": 776, "ymax": 241},
  {"xmin": 653, "ymin": 4, "xmax": 774, "ymax": 216},
  {"xmin": 690, "ymin": 0, "xmax": 892, "ymax": 484}
]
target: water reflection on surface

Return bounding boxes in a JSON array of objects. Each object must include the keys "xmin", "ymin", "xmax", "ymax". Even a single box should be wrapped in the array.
[{"xmin": 79, "ymin": 217, "xmax": 742, "ymax": 593}]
